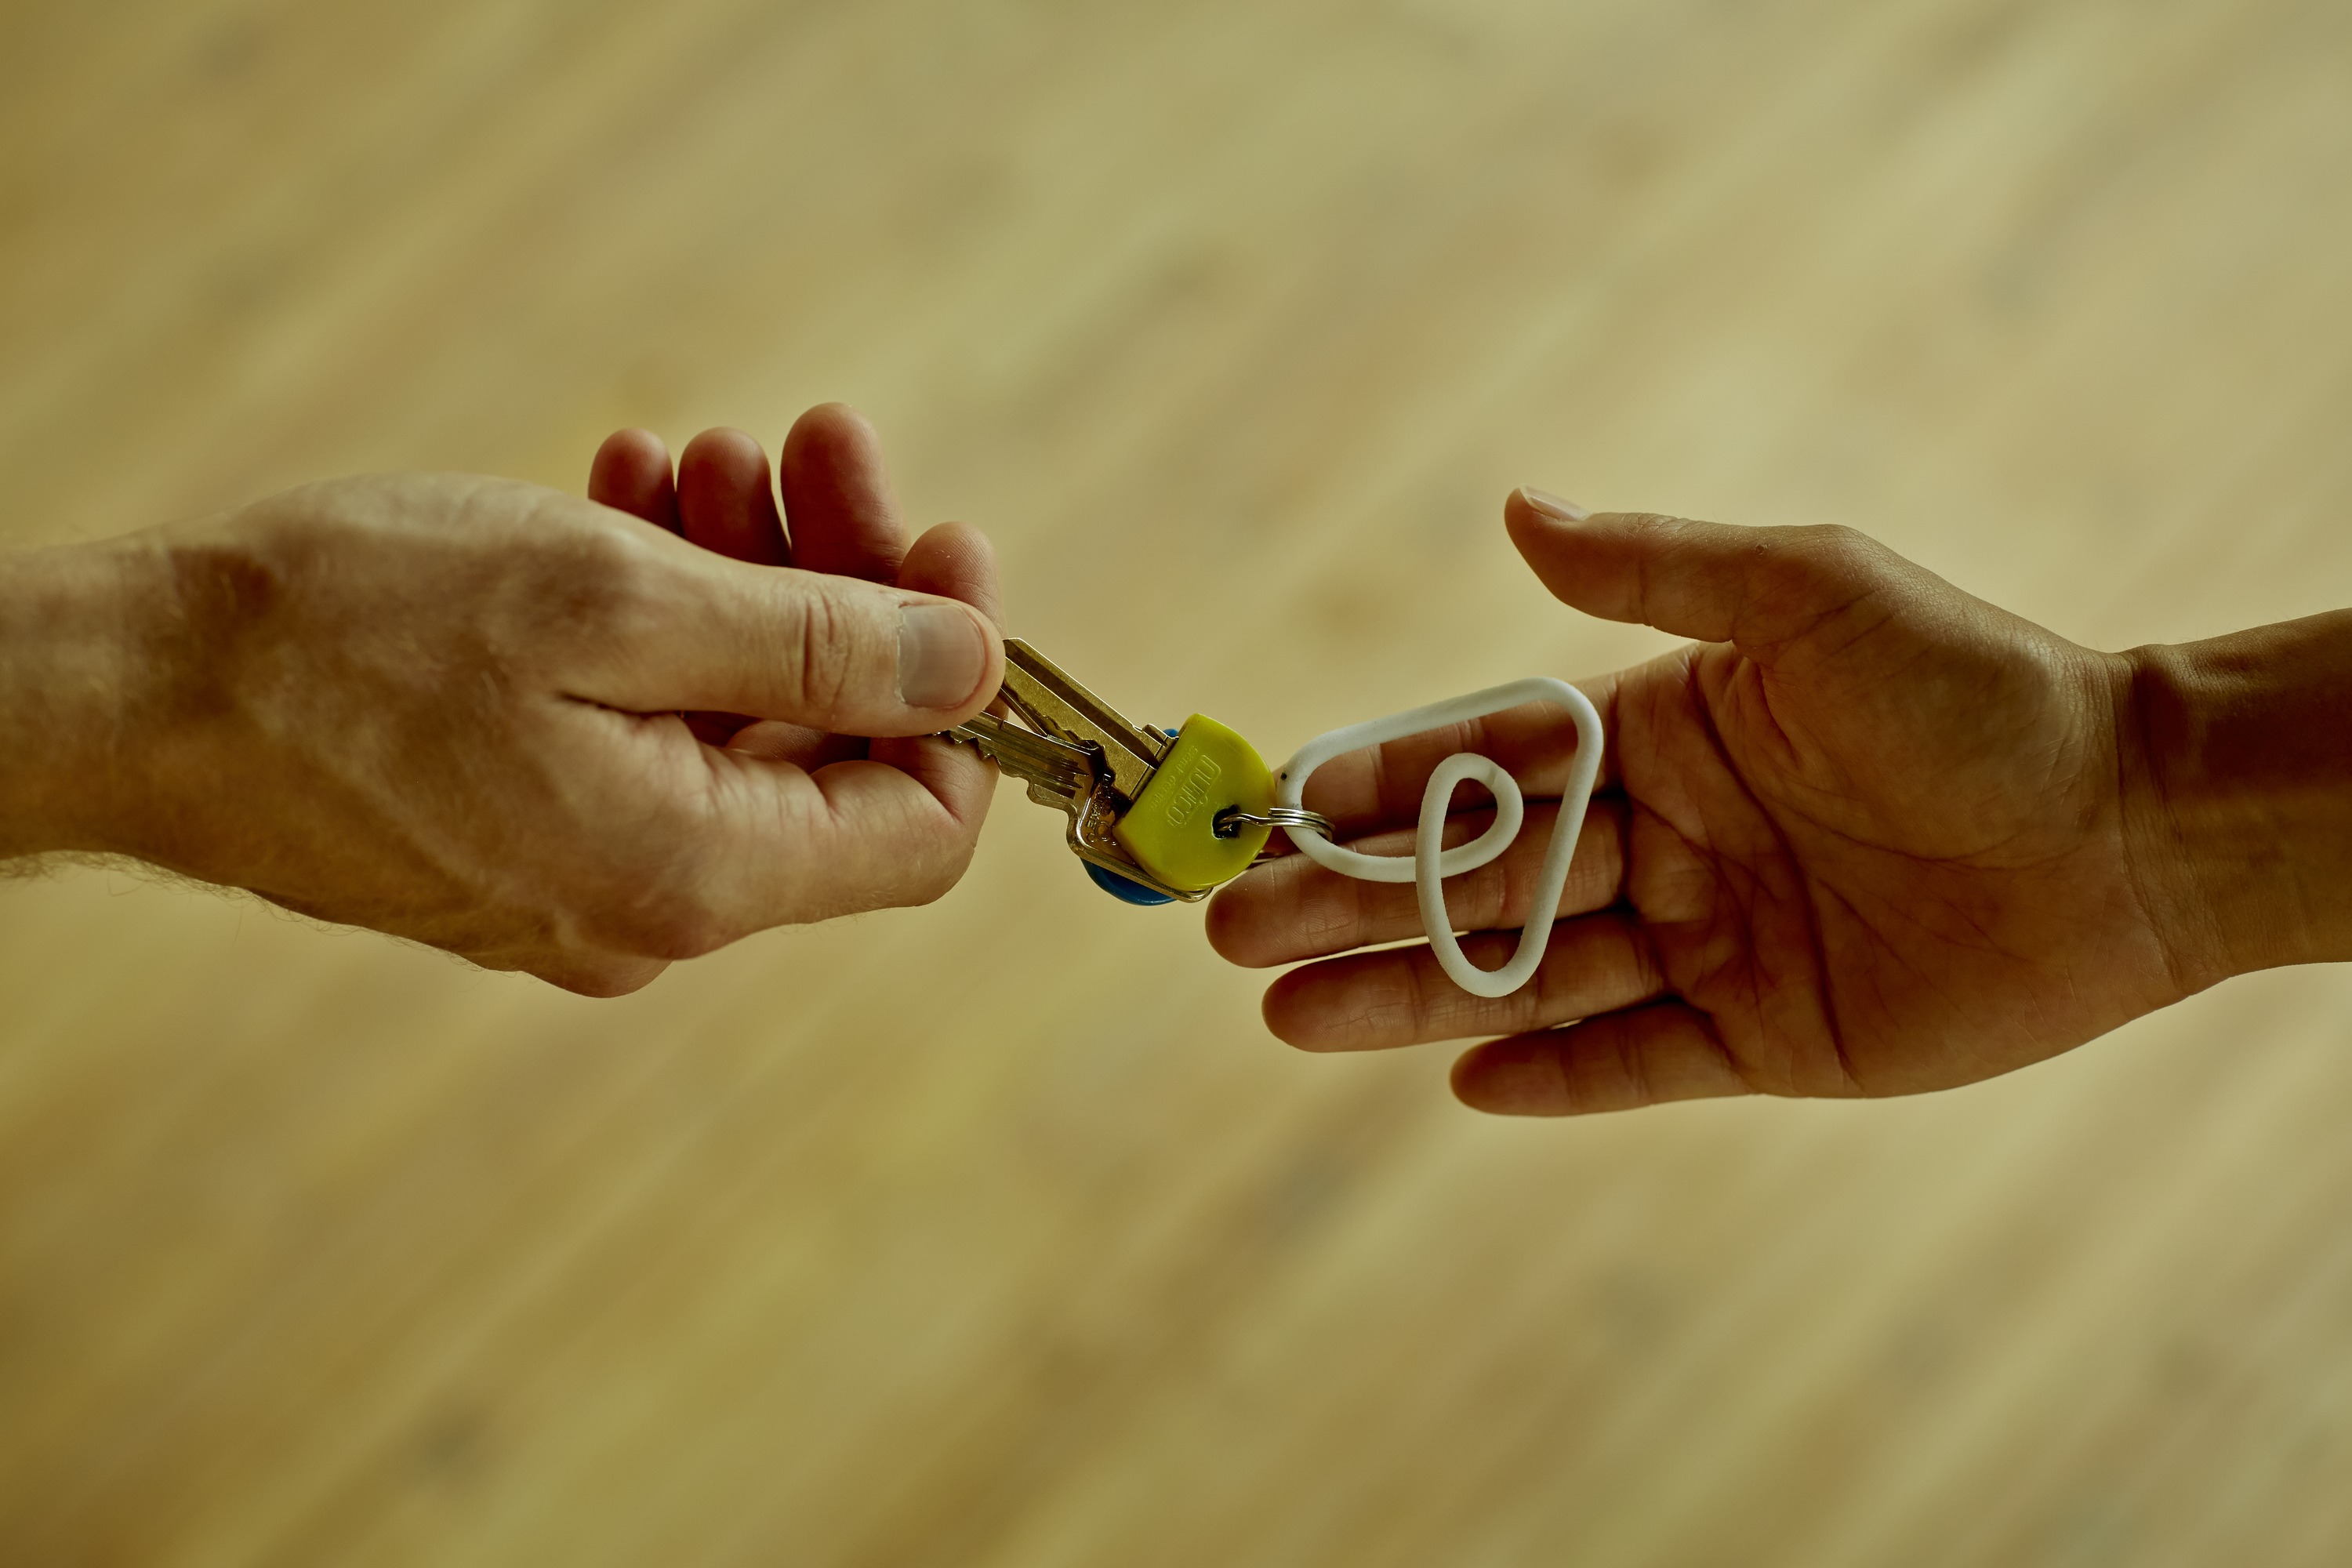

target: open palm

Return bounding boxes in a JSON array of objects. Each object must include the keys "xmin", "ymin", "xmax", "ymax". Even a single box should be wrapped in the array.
[{"xmin": 1208, "ymin": 496, "xmax": 2191, "ymax": 1115}]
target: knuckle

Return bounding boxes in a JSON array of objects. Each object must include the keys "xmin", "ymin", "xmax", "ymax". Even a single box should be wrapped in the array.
[
  {"xmin": 167, "ymin": 534, "xmax": 291, "ymax": 631},
  {"xmin": 506, "ymin": 507, "xmax": 667, "ymax": 641},
  {"xmin": 1203, "ymin": 889, "xmax": 1250, "ymax": 962},
  {"xmin": 1788, "ymin": 523, "xmax": 1885, "ymax": 580},
  {"xmin": 1617, "ymin": 510, "xmax": 1683, "ymax": 532},
  {"xmin": 787, "ymin": 583, "xmax": 858, "ymax": 721},
  {"xmin": 1205, "ymin": 882, "xmax": 1279, "ymax": 967},
  {"xmin": 1741, "ymin": 523, "xmax": 1885, "ymax": 605},
  {"xmin": 1617, "ymin": 511, "xmax": 1689, "ymax": 552},
  {"xmin": 566, "ymin": 531, "xmax": 663, "ymax": 630}
]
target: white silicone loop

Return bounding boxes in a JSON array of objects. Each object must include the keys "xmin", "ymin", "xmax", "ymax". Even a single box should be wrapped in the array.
[{"xmin": 1274, "ymin": 679, "xmax": 1604, "ymax": 999}]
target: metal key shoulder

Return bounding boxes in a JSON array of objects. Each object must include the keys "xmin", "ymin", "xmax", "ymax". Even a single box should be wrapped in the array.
[{"xmin": 945, "ymin": 641, "xmax": 1203, "ymax": 903}]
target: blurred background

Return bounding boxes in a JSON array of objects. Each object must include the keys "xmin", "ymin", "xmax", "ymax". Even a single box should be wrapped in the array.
[{"xmin": 3, "ymin": 0, "xmax": 2350, "ymax": 1563}]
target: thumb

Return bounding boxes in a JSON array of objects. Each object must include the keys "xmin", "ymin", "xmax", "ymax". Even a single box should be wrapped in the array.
[
  {"xmin": 607, "ymin": 543, "xmax": 1004, "ymax": 735},
  {"xmin": 1504, "ymin": 489, "xmax": 1888, "ymax": 662}
]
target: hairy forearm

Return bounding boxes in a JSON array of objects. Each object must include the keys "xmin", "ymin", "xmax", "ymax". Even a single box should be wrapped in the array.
[
  {"xmin": 0, "ymin": 539, "xmax": 160, "ymax": 861},
  {"xmin": 2123, "ymin": 610, "xmax": 2352, "ymax": 991}
]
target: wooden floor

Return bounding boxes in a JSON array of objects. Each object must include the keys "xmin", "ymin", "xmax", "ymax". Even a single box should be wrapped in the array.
[{"xmin": 5, "ymin": 1, "xmax": 2351, "ymax": 1562}]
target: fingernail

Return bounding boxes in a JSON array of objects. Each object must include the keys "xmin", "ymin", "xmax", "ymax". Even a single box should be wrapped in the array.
[
  {"xmin": 1519, "ymin": 488, "xmax": 1589, "ymax": 522},
  {"xmin": 898, "ymin": 604, "xmax": 989, "ymax": 709}
]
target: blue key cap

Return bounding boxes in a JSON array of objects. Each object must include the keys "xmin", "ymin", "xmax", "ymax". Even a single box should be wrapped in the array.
[{"xmin": 1084, "ymin": 860, "xmax": 1177, "ymax": 906}]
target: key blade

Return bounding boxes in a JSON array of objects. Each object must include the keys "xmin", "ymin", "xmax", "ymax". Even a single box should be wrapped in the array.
[
  {"xmin": 949, "ymin": 713, "xmax": 1092, "ymax": 803},
  {"xmin": 998, "ymin": 639, "xmax": 1167, "ymax": 803}
]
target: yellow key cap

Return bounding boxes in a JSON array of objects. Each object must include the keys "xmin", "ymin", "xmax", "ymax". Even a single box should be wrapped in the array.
[{"xmin": 1113, "ymin": 713, "xmax": 1273, "ymax": 893}]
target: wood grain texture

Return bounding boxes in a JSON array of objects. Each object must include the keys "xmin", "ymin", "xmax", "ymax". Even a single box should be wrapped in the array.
[{"xmin": 3, "ymin": 1, "xmax": 2350, "ymax": 1563}]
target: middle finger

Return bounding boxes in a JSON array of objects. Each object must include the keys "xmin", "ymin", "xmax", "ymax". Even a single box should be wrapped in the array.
[{"xmin": 677, "ymin": 427, "xmax": 790, "ymax": 567}]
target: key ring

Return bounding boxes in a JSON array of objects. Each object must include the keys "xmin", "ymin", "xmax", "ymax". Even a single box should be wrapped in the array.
[
  {"xmin": 1272, "ymin": 678, "xmax": 1603, "ymax": 1000},
  {"xmin": 1212, "ymin": 804, "xmax": 1334, "ymax": 840}
]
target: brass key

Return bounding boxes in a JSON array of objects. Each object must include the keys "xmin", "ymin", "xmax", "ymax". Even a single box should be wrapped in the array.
[
  {"xmin": 946, "ymin": 641, "xmax": 1198, "ymax": 904},
  {"xmin": 944, "ymin": 640, "xmax": 1321, "ymax": 906},
  {"xmin": 948, "ymin": 711, "xmax": 1095, "ymax": 813},
  {"xmin": 993, "ymin": 640, "xmax": 1169, "ymax": 803}
]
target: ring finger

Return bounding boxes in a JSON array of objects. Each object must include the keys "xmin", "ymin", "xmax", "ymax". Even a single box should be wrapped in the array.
[{"xmin": 1259, "ymin": 908, "xmax": 1671, "ymax": 1052}]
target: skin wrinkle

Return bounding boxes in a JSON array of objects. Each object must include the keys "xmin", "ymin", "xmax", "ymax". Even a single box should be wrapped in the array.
[
  {"xmin": 1596, "ymin": 797, "xmax": 1633, "ymax": 905},
  {"xmin": 1691, "ymin": 703, "xmax": 1861, "ymax": 1096},
  {"xmin": 1479, "ymin": 808, "xmax": 1620, "ymax": 944},
  {"xmin": 1518, "ymin": 930, "xmax": 1576, "ymax": 1032},
  {"xmin": 1547, "ymin": 1036, "xmax": 1582, "ymax": 1109},
  {"xmin": 1810, "ymin": 879, "xmax": 1959, "ymax": 1080},
  {"xmin": 1338, "ymin": 875, "xmax": 1381, "ymax": 949},
  {"xmin": 1457, "ymin": 792, "xmax": 1519, "ymax": 935},
  {"xmin": 1742, "ymin": 623, "xmax": 1909, "ymax": 814},
  {"xmin": 1576, "ymin": 673, "xmax": 1624, "ymax": 795},
  {"xmin": 1493, "ymin": 793, "xmax": 1564, "ymax": 937},
  {"xmin": 1721, "ymin": 648, "xmax": 2136, "ymax": 1076},
  {"xmin": 2040, "ymin": 677, "xmax": 2109, "ymax": 822},
  {"xmin": 2115, "ymin": 648, "xmax": 2215, "ymax": 997},
  {"xmin": 1740, "ymin": 532, "xmax": 1868, "ymax": 661},
  {"xmin": 1864, "ymin": 869, "xmax": 2030, "ymax": 962},
  {"xmin": 702, "ymin": 748, "xmax": 805, "ymax": 907},
  {"xmin": 1617, "ymin": 1018, "xmax": 1656, "ymax": 1107},
  {"xmin": 1778, "ymin": 583, "xmax": 1895, "ymax": 674},
  {"xmin": 1714, "ymin": 658, "xmax": 1808, "ymax": 786},
  {"xmin": 1534, "ymin": 915, "xmax": 1654, "ymax": 1031},
  {"xmin": 1681, "ymin": 1006, "xmax": 1745, "ymax": 1092},
  {"xmin": 1312, "ymin": 965, "xmax": 1407, "ymax": 1052},
  {"xmin": 1703, "ymin": 640, "xmax": 2093, "ymax": 875},
  {"xmin": 549, "ymin": 733, "xmax": 707, "ymax": 953},
  {"xmin": 1496, "ymin": 918, "xmax": 1609, "ymax": 1033},
  {"xmin": 1362, "ymin": 717, "xmax": 1402, "ymax": 827},
  {"xmin": 1626, "ymin": 915, "xmax": 1668, "ymax": 1003},
  {"xmin": 1359, "ymin": 964, "xmax": 1420, "ymax": 1048},
  {"xmin": 793, "ymin": 579, "xmax": 845, "ymax": 723},
  {"xmin": 1688, "ymin": 854, "xmax": 1779, "ymax": 1084},
  {"xmin": 1288, "ymin": 888, "xmax": 1363, "ymax": 955},
  {"xmin": 833, "ymin": 746, "xmax": 981, "ymax": 909},
  {"xmin": 1685, "ymin": 593, "xmax": 2136, "ymax": 1094}
]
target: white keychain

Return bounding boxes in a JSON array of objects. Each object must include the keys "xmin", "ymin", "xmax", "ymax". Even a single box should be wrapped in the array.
[
  {"xmin": 947, "ymin": 642, "xmax": 1602, "ymax": 998},
  {"xmin": 1271, "ymin": 679, "xmax": 1605, "ymax": 998}
]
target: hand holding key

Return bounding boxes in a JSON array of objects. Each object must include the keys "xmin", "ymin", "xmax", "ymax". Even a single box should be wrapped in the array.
[
  {"xmin": 1207, "ymin": 491, "xmax": 2217, "ymax": 1118},
  {"xmin": 946, "ymin": 644, "xmax": 1296, "ymax": 906},
  {"xmin": 0, "ymin": 404, "xmax": 1004, "ymax": 994}
]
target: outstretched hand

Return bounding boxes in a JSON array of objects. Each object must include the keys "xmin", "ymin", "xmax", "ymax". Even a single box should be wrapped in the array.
[
  {"xmin": 1, "ymin": 405, "xmax": 1005, "ymax": 995},
  {"xmin": 1209, "ymin": 492, "xmax": 2194, "ymax": 1116}
]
